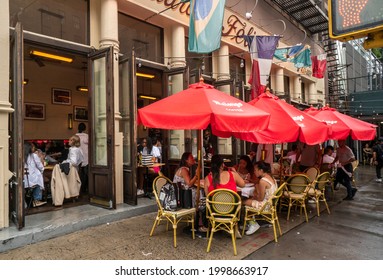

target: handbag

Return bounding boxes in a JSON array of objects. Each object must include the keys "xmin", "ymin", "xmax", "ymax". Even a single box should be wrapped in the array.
[{"xmin": 180, "ymin": 188, "xmax": 193, "ymax": 209}]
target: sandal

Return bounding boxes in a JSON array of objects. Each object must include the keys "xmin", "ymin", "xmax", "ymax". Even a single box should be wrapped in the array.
[{"xmin": 198, "ymin": 226, "xmax": 208, "ymax": 232}]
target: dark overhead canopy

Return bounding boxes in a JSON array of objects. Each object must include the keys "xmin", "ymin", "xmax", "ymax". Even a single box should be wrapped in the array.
[{"xmin": 269, "ymin": 0, "xmax": 328, "ymax": 34}]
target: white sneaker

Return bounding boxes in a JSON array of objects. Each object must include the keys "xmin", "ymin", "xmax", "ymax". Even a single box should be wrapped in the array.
[
  {"xmin": 376, "ymin": 178, "xmax": 382, "ymax": 183},
  {"xmin": 308, "ymin": 198, "xmax": 316, "ymax": 204},
  {"xmin": 137, "ymin": 189, "xmax": 145, "ymax": 195},
  {"xmin": 245, "ymin": 221, "xmax": 260, "ymax": 235}
]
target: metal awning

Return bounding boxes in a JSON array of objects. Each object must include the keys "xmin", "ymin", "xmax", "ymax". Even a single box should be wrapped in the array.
[{"xmin": 269, "ymin": 0, "xmax": 328, "ymax": 34}]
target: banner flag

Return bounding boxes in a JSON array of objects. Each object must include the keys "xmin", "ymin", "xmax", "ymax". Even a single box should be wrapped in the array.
[
  {"xmin": 188, "ymin": 0, "xmax": 226, "ymax": 53},
  {"xmin": 311, "ymin": 54, "xmax": 327, "ymax": 78},
  {"xmin": 244, "ymin": 35, "xmax": 280, "ymax": 99}
]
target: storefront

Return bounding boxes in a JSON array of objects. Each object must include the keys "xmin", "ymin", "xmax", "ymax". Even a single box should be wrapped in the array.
[{"xmin": 0, "ymin": 0, "xmax": 325, "ymax": 229}]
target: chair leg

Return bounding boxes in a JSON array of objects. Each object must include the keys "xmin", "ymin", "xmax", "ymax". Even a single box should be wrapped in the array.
[
  {"xmin": 323, "ymin": 196, "xmax": 331, "ymax": 215},
  {"xmin": 173, "ymin": 223, "xmax": 177, "ymax": 248},
  {"xmin": 149, "ymin": 214, "xmax": 160, "ymax": 236},
  {"xmin": 231, "ymin": 225, "xmax": 237, "ymax": 256},
  {"xmin": 206, "ymin": 224, "xmax": 215, "ymax": 253},
  {"xmin": 316, "ymin": 198, "xmax": 320, "ymax": 217},
  {"xmin": 302, "ymin": 202, "xmax": 308, "ymax": 222},
  {"xmin": 191, "ymin": 214, "xmax": 195, "ymax": 240}
]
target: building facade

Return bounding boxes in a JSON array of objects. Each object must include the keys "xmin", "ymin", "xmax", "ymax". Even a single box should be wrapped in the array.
[{"xmin": 0, "ymin": 0, "xmax": 327, "ymax": 229}]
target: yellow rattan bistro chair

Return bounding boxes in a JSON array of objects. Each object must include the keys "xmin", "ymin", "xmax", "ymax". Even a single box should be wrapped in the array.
[
  {"xmin": 280, "ymin": 174, "xmax": 311, "ymax": 222},
  {"xmin": 149, "ymin": 175, "xmax": 195, "ymax": 248},
  {"xmin": 242, "ymin": 182, "xmax": 286, "ymax": 242},
  {"xmin": 307, "ymin": 171, "xmax": 331, "ymax": 217},
  {"xmin": 206, "ymin": 189, "xmax": 242, "ymax": 256}
]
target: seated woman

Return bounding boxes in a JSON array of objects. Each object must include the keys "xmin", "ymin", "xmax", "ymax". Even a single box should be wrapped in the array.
[
  {"xmin": 204, "ymin": 155, "xmax": 245, "ymax": 237},
  {"xmin": 62, "ymin": 135, "xmax": 84, "ymax": 170},
  {"xmin": 50, "ymin": 135, "xmax": 83, "ymax": 206},
  {"xmin": 204, "ymin": 155, "xmax": 245, "ymax": 195},
  {"xmin": 173, "ymin": 152, "xmax": 205, "ymax": 231},
  {"xmin": 243, "ymin": 161, "xmax": 277, "ymax": 236},
  {"xmin": 363, "ymin": 143, "xmax": 373, "ymax": 165},
  {"xmin": 173, "ymin": 152, "xmax": 200, "ymax": 189},
  {"xmin": 233, "ymin": 155, "xmax": 256, "ymax": 183},
  {"xmin": 24, "ymin": 142, "xmax": 47, "ymax": 207}
]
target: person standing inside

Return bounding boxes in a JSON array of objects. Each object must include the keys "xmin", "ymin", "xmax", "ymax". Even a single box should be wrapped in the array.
[
  {"xmin": 372, "ymin": 137, "xmax": 383, "ymax": 182},
  {"xmin": 76, "ymin": 123, "xmax": 89, "ymax": 193},
  {"xmin": 296, "ymin": 143, "xmax": 321, "ymax": 172},
  {"xmin": 24, "ymin": 142, "xmax": 47, "ymax": 207},
  {"xmin": 331, "ymin": 140, "xmax": 357, "ymax": 200}
]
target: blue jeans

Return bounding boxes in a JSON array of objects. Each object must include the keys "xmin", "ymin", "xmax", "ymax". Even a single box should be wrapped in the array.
[{"xmin": 29, "ymin": 186, "xmax": 43, "ymax": 200}]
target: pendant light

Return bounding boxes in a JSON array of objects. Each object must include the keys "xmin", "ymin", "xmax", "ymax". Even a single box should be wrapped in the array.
[{"xmin": 77, "ymin": 62, "xmax": 88, "ymax": 92}]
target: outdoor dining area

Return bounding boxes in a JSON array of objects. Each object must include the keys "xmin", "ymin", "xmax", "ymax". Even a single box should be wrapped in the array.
[{"xmin": 137, "ymin": 78, "xmax": 377, "ymax": 256}]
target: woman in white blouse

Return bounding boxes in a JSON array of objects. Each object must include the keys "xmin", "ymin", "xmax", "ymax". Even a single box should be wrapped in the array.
[
  {"xmin": 24, "ymin": 142, "xmax": 46, "ymax": 207},
  {"xmin": 62, "ymin": 135, "xmax": 84, "ymax": 170}
]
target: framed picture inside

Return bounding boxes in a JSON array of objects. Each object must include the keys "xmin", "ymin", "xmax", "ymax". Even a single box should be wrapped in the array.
[
  {"xmin": 25, "ymin": 103, "xmax": 45, "ymax": 120},
  {"xmin": 52, "ymin": 88, "xmax": 71, "ymax": 105},
  {"xmin": 74, "ymin": 106, "xmax": 88, "ymax": 121}
]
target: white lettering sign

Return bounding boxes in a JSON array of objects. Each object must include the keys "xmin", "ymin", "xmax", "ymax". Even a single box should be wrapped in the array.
[{"xmin": 292, "ymin": 115, "xmax": 304, "ymax": 122}]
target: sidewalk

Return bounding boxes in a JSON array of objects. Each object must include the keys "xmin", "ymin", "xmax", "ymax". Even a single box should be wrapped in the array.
[{"xmin": 0, "ymin": 165, "xmax": 377, "ymax": 259}]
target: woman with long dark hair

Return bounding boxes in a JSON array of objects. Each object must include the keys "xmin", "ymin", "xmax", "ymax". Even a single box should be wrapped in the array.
[
  {"xmin": 24, "ymin": 142, "xmax": 46, "ymax": 207},
  {"xmin": 204, "ymin": 155, "xmax": 245, "ymax": 194},
  {"xmin": 233, "ymin": 155, "xmax": 256, "ymax": 183},
  {"xmin": 173, "ymin": 152, "xmax": 200, "ymax": 189}
]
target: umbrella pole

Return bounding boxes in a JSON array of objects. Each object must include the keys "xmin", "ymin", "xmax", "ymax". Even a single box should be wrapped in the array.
[{"xmin": 195, "ymin": 129, "xmax": 203, "ymax": 210}]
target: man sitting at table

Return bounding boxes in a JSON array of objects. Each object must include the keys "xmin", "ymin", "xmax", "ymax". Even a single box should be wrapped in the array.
[{"xmin": 242, "ymin": 161, "xmax": 277, "ymax": 236}]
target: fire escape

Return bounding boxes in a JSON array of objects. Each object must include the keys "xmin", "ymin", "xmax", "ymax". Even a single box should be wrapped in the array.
[{"xmin": 267, "ymin": 0, "xmax": 344, "ymax": 110}]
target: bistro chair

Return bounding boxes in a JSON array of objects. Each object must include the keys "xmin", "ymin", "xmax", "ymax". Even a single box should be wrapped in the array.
[
  {"xmin": 307, "ymin": 172, "xmax": 331, "ymax": 216},
  {"xmin": 149, "ymin": 175, "xmax": 195, "ymax": 248},
  {"xmin": 206, "ymin": 189, "xmax": 241, "ymax": 256},
  {"xmin": 242, "ymin": 182, "xmax": 286, "ymax": 242},
  {"xmin": 304, "ymin": 166, "xmax": 320, "ymax": 185},
  {"xmin": 280, "ymin": 174, "xmax": 311, "ymax": 222}
]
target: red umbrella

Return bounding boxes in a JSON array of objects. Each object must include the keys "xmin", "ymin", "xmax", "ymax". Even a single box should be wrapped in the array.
[
  {"xmin": 220, "ymin": 91, "xmax": 329, "ymax": 145},
  {"xmin": 137, "ymin": 80, "xmax": 270, "ymax": 135},
  {"xmin": 304, "ymin": 105, "xmax": 377, "ymax": 140},
  {"xmin": 137, "ymin": 79, "xmax": 271, "ymax": 204}
]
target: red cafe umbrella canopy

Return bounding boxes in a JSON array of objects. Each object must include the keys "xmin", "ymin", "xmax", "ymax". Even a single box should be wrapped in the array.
[
  {"xmin": 304, "ymin": 105, "xmax": 377, "ymax": 140},
  {"xmin": 221, "ymin": 91, "xmax": 329, "ymax": 145},
  {"xmin": 137, "ymin": 79, "xmax": 270, "ymax": 135}
]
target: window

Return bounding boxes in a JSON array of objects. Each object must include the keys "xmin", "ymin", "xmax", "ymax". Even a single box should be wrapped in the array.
[{"xmin": 9, "ymin": 0, "xmax": 89, "ymax": 45}]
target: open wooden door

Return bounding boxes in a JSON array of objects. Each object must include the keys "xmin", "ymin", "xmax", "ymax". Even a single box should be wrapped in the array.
[
  {"xmin": 9, "ymin": 23, "xmax": 25, "ymax": 229},
  {"xmin": 88, "ymin": 47, "xmax": 116, "ymax": 209}
]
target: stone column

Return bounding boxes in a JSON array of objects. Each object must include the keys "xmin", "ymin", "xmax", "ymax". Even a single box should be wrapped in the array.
[
  {"xmin": 99, "ymin": 0, "xmax": 123, "ymax": 203},
  {"xmin": 169, "ymin": 26, "xmax": 186, "ymax": 156},
  {"xmin": 170, "ymin": 26, "xmax": 186, "ymax": 69},
  {"xmin": 0, "ymin": 2, "xmax": 12, "ymax": 228},
  {"xmin": 216, "ymin": 44, "xmax": 230, "ymax": 93},
  {"xmin": 293, "ymin": 76, "xmax": 302, "ymax": 102},
  {"xmin": 275, "ymin": 67, "xmax": 284, "ymax": 95},
  {"xmin": 308, "ymin": 81, "xmax": 316, "ymax": 104}
]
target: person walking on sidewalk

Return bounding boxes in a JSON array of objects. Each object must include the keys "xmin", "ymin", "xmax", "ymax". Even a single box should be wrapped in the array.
[
  {"xmin": 372, "ymin": 137, "xmax": 383, "ymax": 182},
  {"xmin": 331, "ymin": 140, "xmax": 357, "ymax": 200}
]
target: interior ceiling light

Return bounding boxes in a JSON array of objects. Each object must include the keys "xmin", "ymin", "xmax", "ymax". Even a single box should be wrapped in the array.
[
  {"xmin": 76, "ymin": 63, "xmax": 88, "ymax": 92},
  {"xmin": 139, "ymin": 95, "xmax": 157, "ymax": 100},
  {"xmin": 76, "ymin": 86, "xmax": 88, "ymax": 92},
  {"xmin": 136, "ymin": 73, "xmax": 155, "ymax": 79},
  {"xmin": 30, "ymin": 50, "xmax": 73, "ymax": 63}
]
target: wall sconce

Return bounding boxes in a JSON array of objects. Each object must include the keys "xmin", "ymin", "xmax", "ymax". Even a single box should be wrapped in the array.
[{"xmin": 68, "ymin": 113, "xmax": 73, "ymax": 129}]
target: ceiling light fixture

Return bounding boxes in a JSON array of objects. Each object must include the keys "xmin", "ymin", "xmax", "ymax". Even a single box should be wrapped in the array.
[
  {"xmin": 136, "ymin": 73, "xmax": 155, "ymax": 79},
  {"xmin": 77, "ymin": 63, "xmax": 88, "ymax": 92},
  {"xmin": 139, "ymin": 95, "xmax": 157, "ymax": 100},
  {"xmin": 30, "ymin": 50, "xmax": 73, "ymax": 63}
]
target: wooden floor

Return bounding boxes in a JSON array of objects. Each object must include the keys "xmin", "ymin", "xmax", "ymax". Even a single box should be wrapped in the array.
[{"xmin": 26, "ymin": 193, "xmax": 89, "ymax": 215}]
